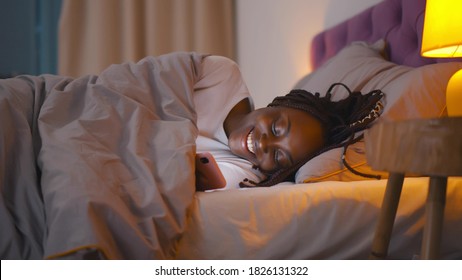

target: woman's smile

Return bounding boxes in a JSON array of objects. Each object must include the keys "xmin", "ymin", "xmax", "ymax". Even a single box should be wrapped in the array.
[{"xmin": 246, "ymin": 129, "xmax": 255, "ymax": 154}]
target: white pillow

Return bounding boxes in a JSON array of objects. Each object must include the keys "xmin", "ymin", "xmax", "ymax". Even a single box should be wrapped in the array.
[
  {"xmin": 294, "ymin": 41, "xmax": 462, "ymax": 183},
  {"xmin": 294, "ymin": 40, "xmax": 387, "ymax": 99}
]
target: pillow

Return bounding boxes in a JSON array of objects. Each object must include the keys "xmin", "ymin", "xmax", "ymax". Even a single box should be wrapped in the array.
[
  {"xmin": 297, "ymin": 140, "xmax": 389, "ymax": 183},
  {"xmin": 293, "ymin": 40, "xmax": 388, "ymax": 100},
  {"xmin": 294, "ymin": 41, "xmax": 462, "ymax": 183}
]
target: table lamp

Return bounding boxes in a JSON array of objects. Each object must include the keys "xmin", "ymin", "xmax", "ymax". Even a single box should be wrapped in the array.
[{"xmin": 421, "ymin": 0, "xmax": 462, "ymax": 116}]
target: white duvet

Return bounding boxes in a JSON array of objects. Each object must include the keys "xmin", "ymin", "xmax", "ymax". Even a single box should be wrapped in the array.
[{"xmin": 0, "ymin": 52, "xmax": 203, "ymax": 259}]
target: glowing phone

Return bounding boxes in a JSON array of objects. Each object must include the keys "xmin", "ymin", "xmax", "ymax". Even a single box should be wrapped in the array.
[{"xmin": 195, "ymin": 152, "xmax": 226, "ymax": 191}]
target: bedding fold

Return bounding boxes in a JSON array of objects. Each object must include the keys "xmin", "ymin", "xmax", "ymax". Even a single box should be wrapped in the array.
[{"xmin": 1, "ymin": 52, "xmax": 204, "ymax": 259}]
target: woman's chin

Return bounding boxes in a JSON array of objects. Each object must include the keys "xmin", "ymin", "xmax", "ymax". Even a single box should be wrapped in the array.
[{"xmin": 229, "ymin": 142, "xmax": 252, "ymax": 163}]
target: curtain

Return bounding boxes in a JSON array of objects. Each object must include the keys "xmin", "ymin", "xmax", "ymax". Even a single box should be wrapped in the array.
[{"xmin": 58, "ymin": 0, "xmax": 235, "ymax": 77}]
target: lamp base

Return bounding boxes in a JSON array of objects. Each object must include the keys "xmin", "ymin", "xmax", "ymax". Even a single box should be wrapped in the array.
[{"xmin": 447, "ymin": 69, "xmax": 462, "ymax": 117}]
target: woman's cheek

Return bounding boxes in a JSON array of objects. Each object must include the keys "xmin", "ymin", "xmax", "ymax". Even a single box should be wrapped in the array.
[
  {"xmin": 257, "ymin": 154, "xmax": 274, "ymax": 174},
  {"xmin": 228, "ymin": 132, "xmax": 245, "ymax": 158}
]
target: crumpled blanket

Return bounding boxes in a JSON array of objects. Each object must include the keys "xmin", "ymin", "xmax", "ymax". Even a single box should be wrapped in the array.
[{"xmin": 0, "ymin": 52, "xmax": 203, "ymax": 259}]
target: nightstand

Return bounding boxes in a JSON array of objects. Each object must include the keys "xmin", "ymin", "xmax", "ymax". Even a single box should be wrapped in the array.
[{"xmin": 364, "ymin": 117, "xmax": 462, "ymax": 260}]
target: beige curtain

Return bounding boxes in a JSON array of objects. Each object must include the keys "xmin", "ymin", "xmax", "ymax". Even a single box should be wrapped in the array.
[{"xmin": 58, "ymin": 0, "xmax": 235, "ymax": 77}]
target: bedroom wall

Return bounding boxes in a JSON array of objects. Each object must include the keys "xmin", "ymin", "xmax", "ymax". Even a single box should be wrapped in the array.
[{"xmin": 235, "ymin": 0, "xmax": 383, "ymax": 108}]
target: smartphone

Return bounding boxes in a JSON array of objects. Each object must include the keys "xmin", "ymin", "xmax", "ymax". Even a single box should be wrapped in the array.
[{"xmin": 195, "ymin": 152, "xmax": 226, "ymax": 191}]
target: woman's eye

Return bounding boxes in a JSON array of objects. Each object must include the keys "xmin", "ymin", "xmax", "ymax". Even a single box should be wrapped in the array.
[
  {"xmin": 274, "ymin": 149, "xmax": 285, "ymax": 168},
  {"xmin": 272, "ymin": 120, "xmax": 282, "ymax": 136},
  {"xmin": 274, "ymin": 150, "xmax": 281, "ymax": 166}
]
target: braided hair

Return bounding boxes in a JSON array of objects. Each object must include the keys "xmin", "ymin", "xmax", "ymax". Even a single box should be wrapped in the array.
[{"xmin": 240, "ymin": 82, "xmax": 384, "ymax": 188}]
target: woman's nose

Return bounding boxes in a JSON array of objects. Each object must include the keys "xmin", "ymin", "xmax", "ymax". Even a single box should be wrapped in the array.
[
  {"xmin": 258, "ymin": 132, "xmax": 278, "ymax": 154},
  {"xmin": 258, "ymin": 133, "xmax": 269, "ymax": 153}
]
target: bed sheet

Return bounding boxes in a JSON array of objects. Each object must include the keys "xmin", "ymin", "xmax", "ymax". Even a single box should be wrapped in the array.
[{"xmin": 177, "ymin": 177, "xmax": 462, "ymax": 259}]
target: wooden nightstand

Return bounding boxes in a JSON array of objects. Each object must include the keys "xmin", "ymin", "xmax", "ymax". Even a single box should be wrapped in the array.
[{"xmin": 364, "ymin": 117, "xmax": 462, "ymax": 260}]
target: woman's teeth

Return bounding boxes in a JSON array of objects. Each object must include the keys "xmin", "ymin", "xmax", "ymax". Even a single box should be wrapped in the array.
[{"xmin": 247, "ymin": 130, "xmax": 255, "ymax": 154}]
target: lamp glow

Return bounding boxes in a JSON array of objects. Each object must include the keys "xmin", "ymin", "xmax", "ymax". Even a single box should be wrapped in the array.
[{"xmin": 421, "ymin": 0, "xmax": 462, "ymax": 116}]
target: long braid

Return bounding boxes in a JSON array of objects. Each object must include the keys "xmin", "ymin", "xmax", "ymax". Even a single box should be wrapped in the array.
[{"xmin": 240, "ymin": 82, "xmax": 384, "ymax": 188}]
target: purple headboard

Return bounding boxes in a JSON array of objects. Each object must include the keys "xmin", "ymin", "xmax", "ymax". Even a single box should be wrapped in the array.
[{"xmin": 311, "ymin": 0, "xmax": 462, "ymax": 69}]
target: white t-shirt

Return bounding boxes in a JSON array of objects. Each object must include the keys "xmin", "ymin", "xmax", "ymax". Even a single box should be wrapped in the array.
[{"xmin": 194, "ymin": 56, "xmax": 264, "ymax": 189}]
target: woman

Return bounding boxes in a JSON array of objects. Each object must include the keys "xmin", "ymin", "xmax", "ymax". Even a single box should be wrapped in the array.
[
  {"xmin": 0, "ymin": 52, "xmax": 384, "ymax": 259},
  {"xmin": 201, "ymin": 55, "xmax": 384, "ymax": 189},
  {"xmin": 0, "ymin": 53, "xmax": 383, "ymax": 191}
]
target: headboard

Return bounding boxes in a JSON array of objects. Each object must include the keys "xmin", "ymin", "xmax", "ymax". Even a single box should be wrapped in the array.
[{"xmin": 311, "ymin": 0, "xmax": 462, "ymax": 69}]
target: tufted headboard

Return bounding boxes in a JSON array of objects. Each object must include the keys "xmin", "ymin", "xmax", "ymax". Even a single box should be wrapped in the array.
[{"xmin": 311, "ymin": 0, "xmax": 462, "ymax": 69}]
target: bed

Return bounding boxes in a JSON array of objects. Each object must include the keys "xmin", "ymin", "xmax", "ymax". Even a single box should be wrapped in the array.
[
  {"xmin": 175, "ymin": 0, "xmax": 462, "ymax": 259},
  {"xmin": 1, "ymin": 0, "xmax": 461, "ymax": 260}
]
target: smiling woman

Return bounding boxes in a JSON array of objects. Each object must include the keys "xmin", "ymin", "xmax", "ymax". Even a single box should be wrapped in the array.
[
  {"xmin": 225, "ymin": 83, "xmax": 385, "ymax": 187},
  {"xmin": 227, "ymin": 105, "xmax": 324, "ymax": 174}
]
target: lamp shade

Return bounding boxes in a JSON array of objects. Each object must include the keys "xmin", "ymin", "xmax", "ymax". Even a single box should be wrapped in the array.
[{"xmin": 421, "ymin": 0, "xmax": 462, "ymax": 58}]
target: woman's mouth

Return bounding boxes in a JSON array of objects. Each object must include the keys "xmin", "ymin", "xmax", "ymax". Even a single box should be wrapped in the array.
[{"xmin": 246, "ymin": 129, "xmax": 255, "ymax": 154}]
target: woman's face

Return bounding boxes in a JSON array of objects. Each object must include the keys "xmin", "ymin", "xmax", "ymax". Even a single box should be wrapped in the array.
[{"xmin": 228, "ymin": 106, "xmax": 325, "ymax": 174}]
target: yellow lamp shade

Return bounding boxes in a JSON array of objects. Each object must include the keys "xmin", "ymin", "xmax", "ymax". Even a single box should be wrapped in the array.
[
  {"xmin": 421, "ymin": 0, "xmax": 462, "ymax": 117},
  {"xmin": 421, "ymin": 0, "xmax": 462, "ymax": 58}
]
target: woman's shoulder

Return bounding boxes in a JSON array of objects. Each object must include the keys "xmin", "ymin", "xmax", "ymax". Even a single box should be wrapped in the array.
[{"xmin": 202, "ymin": 55, "xmax": 240, "ymax": 72}]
